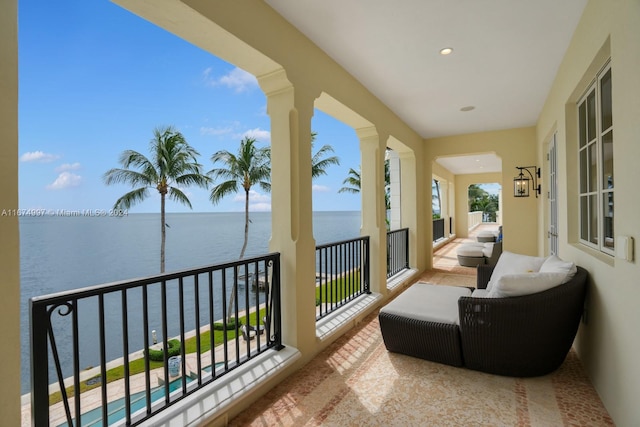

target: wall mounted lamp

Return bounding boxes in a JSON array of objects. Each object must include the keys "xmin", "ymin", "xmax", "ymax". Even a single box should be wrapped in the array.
[{"xmin": 514, "ymin": 166, "xmax": 540, "ymax": 198}]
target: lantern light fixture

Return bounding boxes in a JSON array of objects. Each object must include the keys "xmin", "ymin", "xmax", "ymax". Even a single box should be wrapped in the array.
[{"xmin": 514, "ymin": 166, "xmax": 540, "ymax": 198}]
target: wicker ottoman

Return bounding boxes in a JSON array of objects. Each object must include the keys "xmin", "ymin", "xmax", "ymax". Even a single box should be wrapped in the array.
[
  {"xmin": 379, "ymin": 282, "xmax": 471, "ymax": 367},
  {"xmin": 456, "ymin": 244, "xmax": 486, "ymax": 267},
  {"xmin": 477, "ymin": 231, "xmax": 496, "ymax": 242}
]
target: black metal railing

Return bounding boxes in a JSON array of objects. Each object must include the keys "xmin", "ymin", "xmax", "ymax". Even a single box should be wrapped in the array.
[
  {"xmin": 30, "ymin": 253, "xmax": 282, "ymax": 427},
  {"xmin": 433, "ymin": 218, "xmax": 445, "ymax": 242},
  {"xmin": 315, "ymin": 237, "xmax": 370, "ymax": 320},
  {"xmin": 387, "ymin": 228, "xmax": 409, "ymax": 278}
]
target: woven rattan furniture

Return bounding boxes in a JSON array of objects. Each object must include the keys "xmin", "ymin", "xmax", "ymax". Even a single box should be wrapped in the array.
[
  {"xmin": 379, "ymin": 283, "xmax": 471, "ymax": 367},
  {"xmin": 457, "ymin": 241, "xmax": 502, "ymax": 267},
  {"xmin": 379, "ymin": 263, "xmax": 587, "ymax": 377},
  {"xmin": 477, "ymin": 231, "xmax": 496, "ymax": 242},
  {"xmin": 458, "ymin": 264, "xmax": 588, "ymax": 376}
]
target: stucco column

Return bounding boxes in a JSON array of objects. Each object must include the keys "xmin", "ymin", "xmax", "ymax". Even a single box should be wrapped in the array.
[
  {"xmin": 357, "ymin": 127, "xmax": 387, "ymax": 295},
  {"xmin": 0, "ymin": 0, "xmax": 20, "ymax": 424},
  {"xmin": 259, "ymin": 69, "xmax": 317, "ymax": 357},
  {"xmin": 399, "ymin": 150, "xmax": 430, "ymax": 270}
]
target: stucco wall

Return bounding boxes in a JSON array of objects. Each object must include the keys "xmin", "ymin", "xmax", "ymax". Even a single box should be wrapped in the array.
[
  {"xmin": 426, "ymin": 127, "xmax": 537, "ymax": 255},
  {"xmin": 536, "ymin": 0, "xmax": 640, "ymax": 425}
]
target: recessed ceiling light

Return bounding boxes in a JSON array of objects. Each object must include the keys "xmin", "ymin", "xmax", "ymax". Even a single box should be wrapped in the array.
[
  {"xmin": 460, "ymin": 106, "xmax": 475, "ymax": 112},
  {"xmin": 439, "ymin": 47, "xmax": 453, "ymax": 55}
]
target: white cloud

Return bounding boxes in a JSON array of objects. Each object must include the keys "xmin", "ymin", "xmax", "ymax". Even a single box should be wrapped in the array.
[
  {"xmin": 250, "ymin": 202, "xmax": 271, "ymax": 212},
  {"xmin": 200, "ymin": 126, "xmax": 235, "ymax": 137},
  {"xmin": 313, "ymin": 184, "xmax": 330, "ymax": 193},
  {"xmin": 241, "ymin": 128, "xmax": 271, "ymax": 143},
  {"xmin": 20, "ymin": 151, "xmax": 60, "ymax": 163},
  {"xmin": 231, "ymin": 190, "xmax": 271, "ymax": 211},
  {"xmin": 55, "ymin": 162, "xmax": 81, "ymax": 172},
  {"xmin": 233, "ymin": 190, "xmax": 271, "ymax": 204},
  {"xmin": 203, "ymin": 67, "xmax": 258, "ymax": 93},
  {"xmin": 46, "ymin": 172, "xmax": 82, "ymax": 190}
]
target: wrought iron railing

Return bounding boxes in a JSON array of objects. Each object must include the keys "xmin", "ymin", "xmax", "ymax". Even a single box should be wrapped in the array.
[
  {"xmin": 315, "ymin": 237, "xmax": 370, "ymax": 320},
  {"xmin": 30, "ymin": 253, "xmax": 282, "ymax": 427},
  {"xmin": 432, "ymin": 218, "xmax": 445, "ymax": 242},
  {"xmin": 387, "ymin": 228, "xmax": 409, "ymax": 278}
]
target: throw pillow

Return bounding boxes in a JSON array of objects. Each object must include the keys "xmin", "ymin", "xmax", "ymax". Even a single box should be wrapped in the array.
[
  {"xmin": 486, "ymin": 251, "xmax": 546, "ymax": 292},
  {"xmin": 487, "ymin": 272, "xmax": 567, "ymax": 298},
  {"xmin": 539, "ymin": 255, "xmax": 577, "ymax": 283}
]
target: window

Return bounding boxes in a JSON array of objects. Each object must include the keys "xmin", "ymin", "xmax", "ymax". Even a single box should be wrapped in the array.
[{"xmin": 578, "ymin": 62, "xmax": 613, "ymax": 255}]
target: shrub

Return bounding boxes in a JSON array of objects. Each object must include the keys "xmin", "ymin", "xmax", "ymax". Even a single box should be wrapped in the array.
[
  {"xmin": 213, "ymin": 318, "xmax": 237, "ymax": 331},
  {"xmin": 147, "ymin": 339, "xmax": 181, "ymax": 362}
]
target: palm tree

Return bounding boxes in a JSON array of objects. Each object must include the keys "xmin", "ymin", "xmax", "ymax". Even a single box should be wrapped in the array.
[
  {"xmin": 338, "ymin": 167, "xmax": 361, "ymax": 195},
  {"xmin": 310, "ymin": 132, "xmax": 340, "ymax": 179},
  {"xmin": 103, "ymin": 126, "xmax": 210, "ymax": 273},
  {"xmin": 432, "ymin": 179, "xmax": 442, "ymax": 218},
  {"xmin": 208, "ymin": 137, "xmax": 270, "ymax": 321},
  {"xmin": 339, "ymin": 162, "xmax": 391, "ymax": 210}
]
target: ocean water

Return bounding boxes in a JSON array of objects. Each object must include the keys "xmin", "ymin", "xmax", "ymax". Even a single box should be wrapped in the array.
[{"xmin": 20, "ymin": 211, "xmax": 361, "ymax": 393}]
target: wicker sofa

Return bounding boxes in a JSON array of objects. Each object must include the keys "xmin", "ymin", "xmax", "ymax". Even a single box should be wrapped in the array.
[
  {"xmin": 459, "ymin": 264, "xmax": 588, "ymax": 376},
  {"xmin": 379, "ymin": 261, "xmax": 588, "ymax": 377}
]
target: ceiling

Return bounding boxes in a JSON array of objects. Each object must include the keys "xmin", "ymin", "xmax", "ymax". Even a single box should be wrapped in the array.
[
  {"xmin": 265, "ymin": 0, "xmax": 588, "ymax": 140},
  {"xmin": 435, "ymin": 153, "xmax": 502, "ymax": 175}
]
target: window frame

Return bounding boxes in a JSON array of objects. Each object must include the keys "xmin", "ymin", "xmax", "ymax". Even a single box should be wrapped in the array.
[{"xmin": 577, "ymin": 61, "xmax": 614, "ymax": 256}]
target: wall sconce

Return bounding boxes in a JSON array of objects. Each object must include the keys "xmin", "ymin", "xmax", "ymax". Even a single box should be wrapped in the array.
[{"xmin": 514, "ymin": 166, "xmax": 540, "ymax": 198}]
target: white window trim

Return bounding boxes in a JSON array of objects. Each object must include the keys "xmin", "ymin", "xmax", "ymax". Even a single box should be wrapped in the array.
[{"xmin": 577, "ymin": 61, "xmax": 613, "ymax": 256}]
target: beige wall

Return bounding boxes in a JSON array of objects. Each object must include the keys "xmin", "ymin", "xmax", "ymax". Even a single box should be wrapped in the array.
[
  {"xmin": 0, "ymin": 0, "xmax": 21, "ymax": 424},
  {"xmin": 536, "ymin": 0, "xmax": 640, "ymax": 424},
  {"xmin": 426, "ymin": 127, "xmax": 538, "ymax": 255}
]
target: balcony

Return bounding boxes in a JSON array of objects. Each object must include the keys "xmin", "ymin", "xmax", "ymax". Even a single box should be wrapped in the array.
[
  {"xmin": 230, "ymin": 228, "xmax": 613, "ymax": 426},
  {"xmin": 28, "ymin": 235, "xmax": 410, "ymax": 426}
]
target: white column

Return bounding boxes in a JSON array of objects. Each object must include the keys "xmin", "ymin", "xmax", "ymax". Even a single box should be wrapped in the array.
[
  {"xmin": 0, "ymin": 0, "xmax": 20, "ymax": 424},
  {"xmin": 357, "ymin": 127, "xmax": 387, "ymax": 295},
  {"xmin": 259, "ymin": 69, "xmax": 317, "ymax": 356}
]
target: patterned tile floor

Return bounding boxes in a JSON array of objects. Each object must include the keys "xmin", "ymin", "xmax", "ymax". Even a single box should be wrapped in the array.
[{"xmin": 230, "ymin": 226, "xmax": 614, "ymax": 426}]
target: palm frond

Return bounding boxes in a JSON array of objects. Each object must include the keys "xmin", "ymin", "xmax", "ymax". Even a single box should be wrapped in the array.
[
  {"xmin": 103, "ymin": 168, "xmax": 155, "ymax": 187},
  {"xmin": 209, "ymin": 180, "xmax": 240, "ymax": 204},
  {"xmin": 113, "ymin": 188, "xmax": 149, "ymax": 210},
  {"xmin": 167, "ymin": 187, "xmax": 193, "ymax": 209}
]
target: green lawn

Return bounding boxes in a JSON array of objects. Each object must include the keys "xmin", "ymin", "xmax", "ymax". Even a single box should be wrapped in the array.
[{"xmin": 315, "ymin": 270, "xmax": 362, "ymax": 304}]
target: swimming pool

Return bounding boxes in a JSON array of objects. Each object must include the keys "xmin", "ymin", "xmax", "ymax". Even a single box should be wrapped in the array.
[{"xmin": 57, "ymin": 363, "xmax": 225, "ymax": 427}]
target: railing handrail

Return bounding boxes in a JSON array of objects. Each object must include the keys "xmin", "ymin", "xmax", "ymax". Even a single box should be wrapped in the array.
[
  {"xmin": 315, "ymin": 235, "xmax": 370, "ymax": 251},
  {"xmin": 30, "ymin": 252, "xmax": 281, "ymax": 305}
]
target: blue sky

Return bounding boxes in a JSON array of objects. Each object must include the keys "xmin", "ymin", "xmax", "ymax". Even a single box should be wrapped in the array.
[{"xmin": 18, "ymin": 1, "xmax": 363, "ymax": 213}]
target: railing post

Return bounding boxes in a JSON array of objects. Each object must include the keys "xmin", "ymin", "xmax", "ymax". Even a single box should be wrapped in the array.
[
  {"xmin": 30, "ymin": 299, "xmax": 50, "ymax": 426},
  {"xmin": 364, "ymin": 237, "xmax": 371, "ymax": 294},
  {"xmin": 272, "ymin": 254, "xmax": 284, "ymax": 350},
  {"xmin": 404, "ymin": 228, "xmax": 409, "ymax": 270}
]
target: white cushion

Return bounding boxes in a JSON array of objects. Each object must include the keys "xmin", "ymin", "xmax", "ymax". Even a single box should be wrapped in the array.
[
  {"xmin": 457, "ymin": 246, "xmax": 484, "ymax": 257},
  {"xmin": 482, "ymin": 244, "xmax": 495, "ymax": 257},
  {"xmin": 487, "ymin": 272, "xmax": 566, "ymax": 298},
  {"xmin": 539, "ymin": 255, "xmax": 577, "ymax": 283},
  {"xmin": 486, "ymin": 251, "xmax": 546, "ymax": 292},
  {"xmin": 471, "ymin": 288, "xmax": 491, "ymax": 298},
  {"xmin": 380, "ymin": 282, "xmax": 471, "ymax": 325}
]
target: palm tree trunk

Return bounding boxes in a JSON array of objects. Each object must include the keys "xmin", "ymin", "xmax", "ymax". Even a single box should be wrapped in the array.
[
  {"xmin": 227, "ymin": 189, "xmax": 251, "ymax": 323},
  {"xmin": 161, "ymin": 193, "xmax": 166, "ymax": 273}
]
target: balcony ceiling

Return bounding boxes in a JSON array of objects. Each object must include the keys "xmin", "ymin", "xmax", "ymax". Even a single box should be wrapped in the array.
[{"xmin": 265, "ymin": 0, "xmax": 588, "ymax": 139}]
